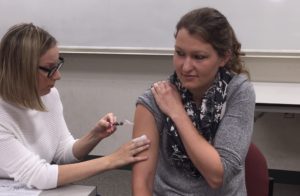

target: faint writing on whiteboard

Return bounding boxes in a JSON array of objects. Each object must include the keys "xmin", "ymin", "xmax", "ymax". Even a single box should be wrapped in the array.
[{"xmin": 0, "ymin": 179, "xmax": 41, "ymax": 196}]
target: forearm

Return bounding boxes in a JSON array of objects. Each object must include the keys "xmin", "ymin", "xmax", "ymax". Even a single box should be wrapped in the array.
[
  {"xmin": 171, "ymin": 112, "xmax": 224, "ymax": 188},
  {"xmin": 57, "ymin": 156, "xmax": 111, "ymax": 186},
  {"xmin": 72, "ymin": 130, "xmax": 101, "ymax": 160},
  {"xmin": 59, "ymin": 134, "xmax": 151, "ymax": 187}
]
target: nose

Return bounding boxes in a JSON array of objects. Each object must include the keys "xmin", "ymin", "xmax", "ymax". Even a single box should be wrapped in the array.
[
  {"xmin": 182, "ymin": 57, "xmax": 193, "ymax": 72},
  {"xmin": 51, "ymin": 70, "xmax": 61, "ymax": 80}
]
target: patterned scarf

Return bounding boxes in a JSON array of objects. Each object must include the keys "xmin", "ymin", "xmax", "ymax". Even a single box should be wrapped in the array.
[{"xmin": 165, "ymin": 67, "xmax": 233, "ymax": 178}]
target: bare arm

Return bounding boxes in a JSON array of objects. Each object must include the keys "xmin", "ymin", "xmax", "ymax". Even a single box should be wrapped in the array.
[
  {"xmin": 132, "ymin": 105, "xmax": 159, "ymax": 196},
  {"xmin": 58, "ymin": 137, "xmax": 150, "ymax": 186},
  {"xmin": 152, "ymin": 81, "xmax": 224, "ymax": 189}
]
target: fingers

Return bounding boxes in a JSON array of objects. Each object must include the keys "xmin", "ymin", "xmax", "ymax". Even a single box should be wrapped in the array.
[
  {"xmin": 105, "ymin": 112, "xmax": 117, "ymax": 126},
  {"xmin": 152, "ymin": 80, "xmax": 168, "ymax": 89},
  {"xmin": 151, "ymin": 80, "xmax": 173, "ymax": 95},
  {"xmin": 152, "ymin": 80, "xmax": 166, "ymax": 98},
  {"xmin": 132, "ymin": 134, "xmax": 147, "ymax": 142},
  {"xmin": 109, "ymin": 136, "xmax": 150, "ymax": 168},
  {"xmin": 100, "ymin": 113, "xmax": 117, "ymax": 131},
  {"xmin": 129, "ymin": 135, "xmax": 150, "ymax": 156},
  {"xmin": 131, "ymin": 143, "xmax": 150, "ymax": 158},
  {"xmin": 151, "ymin": 80, "xmax": 175, "ymax": 103}
]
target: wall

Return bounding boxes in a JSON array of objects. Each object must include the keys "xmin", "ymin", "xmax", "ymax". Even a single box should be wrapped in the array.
[{"xmin": 1, "ymin": 0, "xmax": 300, "ymax": 51}]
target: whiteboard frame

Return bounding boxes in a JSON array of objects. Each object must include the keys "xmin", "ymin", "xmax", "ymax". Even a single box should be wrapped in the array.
[{"xmin": 60, "ymin": 46, "xmax": 300, "ymax": 59}]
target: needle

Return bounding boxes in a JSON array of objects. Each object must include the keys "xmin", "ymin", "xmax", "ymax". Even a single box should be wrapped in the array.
[
  {"xmin": 113, "ymin": 119, "xmax": 134, "ymax": 126},
  {"xmin": 113, "ymin": 122, "xmax": 124, "ymax": 126}
]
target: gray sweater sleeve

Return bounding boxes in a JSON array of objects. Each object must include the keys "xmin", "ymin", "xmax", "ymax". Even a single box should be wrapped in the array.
[{"xmin": 214, "ymin": 76, "xmax": 256, "ymax": 184}]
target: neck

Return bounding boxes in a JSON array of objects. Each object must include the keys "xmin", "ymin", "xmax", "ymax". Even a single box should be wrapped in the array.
[
  {"xmin": 189, "ymin": 77, "xmax": 216, "ymax": 106},
  {"xmin": 190, "ymin": 90, "xmax": 203, "ymax": 107}
]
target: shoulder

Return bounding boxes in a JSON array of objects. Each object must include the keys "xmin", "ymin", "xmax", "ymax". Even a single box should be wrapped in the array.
[
  {"xmin": 41, "ymin": 87, "xmax": 63, "ymax": 111},
  {"xmin": 229, "ymin": 74, "xmax": 253, "ymax": 90},
  {"xmin": 136, "ymin": 88, "xmax": 165, "ymax": 126},
  {"xmin": 47, "ymin": 87, "xmax": 60, "ymax": 98},
  {"xmin": 137, "ymin": 88, "xmax": 158, "ymax": 114},
  {"xmin": 0, "ymin": 97, "xmax": 13, "ymax": 126},
  {"xmin": 228, "ymin": 74, "xmax": 255, "ymax": 101}
]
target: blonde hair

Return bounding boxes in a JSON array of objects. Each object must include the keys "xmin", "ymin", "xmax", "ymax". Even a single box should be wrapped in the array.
[{"xmin": 0, "ymin": 23, "xmax": 57, "ymax": 111}]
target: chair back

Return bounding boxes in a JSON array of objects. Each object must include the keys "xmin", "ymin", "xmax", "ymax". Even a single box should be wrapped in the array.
[{"xmin": 245, "ymin": 143, "xmax": 270, "ymax": 196}]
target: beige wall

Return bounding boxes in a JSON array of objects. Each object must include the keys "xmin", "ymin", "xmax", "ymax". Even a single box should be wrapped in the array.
[
  {"xmin": 56, "ymin": 52, "xmax": 300, "ymax": 171},
  {"xmin": 244, "ymin": 55, "xmax": 300, "ymax": 83}
]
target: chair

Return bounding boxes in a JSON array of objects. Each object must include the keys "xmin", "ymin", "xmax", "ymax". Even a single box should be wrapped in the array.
[{"xmin": 245, "ymin": 143, "xmax": 274, "ymax": 196}]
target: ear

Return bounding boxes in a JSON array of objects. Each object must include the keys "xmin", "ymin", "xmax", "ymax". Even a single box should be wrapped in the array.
[{"xmin": 219, "ymin": 50, "xmax": 231, "ymax": 67}]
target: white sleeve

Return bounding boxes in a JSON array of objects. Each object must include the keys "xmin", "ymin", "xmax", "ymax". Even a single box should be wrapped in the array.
[
  {"xmin": 51, "ymin": 88, "xmax": 79, "ymax": 164},
  {"xmin": 0, "ymin": 129, "xmax": 58, "ymax": 190},
  {"xmin": 52, "ymin": 121, "xmax": 79, "ymax": 164}
]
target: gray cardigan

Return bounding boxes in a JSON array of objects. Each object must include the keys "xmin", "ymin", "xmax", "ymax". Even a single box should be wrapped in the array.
[{"xmin": 137, "ymin": 74, "xmax": 256, "ymax": 196}]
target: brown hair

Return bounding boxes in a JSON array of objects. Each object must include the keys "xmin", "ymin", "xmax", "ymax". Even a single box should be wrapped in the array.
[
  {"xmin": 175, "ymin": 7, "xmax": 249, "ymax": 77},
  {"xmin": 0, "ymin": 23, "xmax": 57, "ymax": 111}
]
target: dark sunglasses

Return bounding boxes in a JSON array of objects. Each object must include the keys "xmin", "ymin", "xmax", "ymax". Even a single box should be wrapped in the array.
[{"xmin": 39, "ymin": 56, "xmax": 64, "ymax": 78}]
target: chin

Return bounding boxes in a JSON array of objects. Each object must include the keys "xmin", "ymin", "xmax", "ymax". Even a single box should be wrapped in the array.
[
  {"xmin": 181, "ymin": 82, "xmax": 197, "ymax": 89},
  {"xmin": 39, "ymin": 89, "xmax": 51, "ymax": 96},
  {"xmin": 182, "ymin": 83, "xmax": 204, "ymax": 93}
]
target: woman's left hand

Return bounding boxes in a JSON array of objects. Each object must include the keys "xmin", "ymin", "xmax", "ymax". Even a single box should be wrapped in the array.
[
  {"xmin": 151, "ymin": 81, "xmax": 185, "ymax": 118},
  {"xmin": 92, "ymin": 112, "xmax": 117, "ymax": 140}
]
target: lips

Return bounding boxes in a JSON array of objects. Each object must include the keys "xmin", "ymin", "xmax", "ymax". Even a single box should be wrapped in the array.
[
  {"xmin": 184, "ymin": 75, "xmax": 197, "ymax": 78},
  {"xmin": 181, "ymin": 74, "xmax": 197, "ymax": 80}
]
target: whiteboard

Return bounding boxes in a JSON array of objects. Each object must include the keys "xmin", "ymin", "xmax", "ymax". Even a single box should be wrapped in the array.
[{"xmin": 1, "ymin": 0, "xmax": 300, "ymax": 51}]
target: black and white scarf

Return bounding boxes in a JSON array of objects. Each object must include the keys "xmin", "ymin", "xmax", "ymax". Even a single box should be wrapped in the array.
[{"xmin": 165, "ymin": 67, "xmax": 233, "ymax": 178}]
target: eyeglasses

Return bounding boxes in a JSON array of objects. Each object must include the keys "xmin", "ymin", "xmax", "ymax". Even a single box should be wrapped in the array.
[{"xmin": 39, "ymin": 56, "xmax": 64, "ymax": 78}]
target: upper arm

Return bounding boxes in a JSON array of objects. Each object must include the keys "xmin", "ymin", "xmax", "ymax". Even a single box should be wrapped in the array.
[
  {"xmin": 214, "ymin": 81, "xmax": 256, "ymax": 182},
  {"xmin": 132, "ymin": 104, "xmax": 159, "ymax": 194}
]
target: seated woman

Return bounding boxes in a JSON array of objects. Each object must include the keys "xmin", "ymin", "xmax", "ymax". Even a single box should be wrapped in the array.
[{"xmin": 132, "ymin": 7, "xmax": 255, "ymax": 196}]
